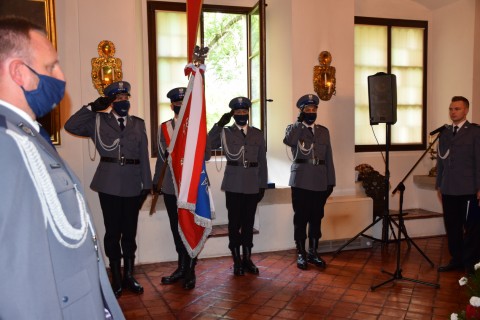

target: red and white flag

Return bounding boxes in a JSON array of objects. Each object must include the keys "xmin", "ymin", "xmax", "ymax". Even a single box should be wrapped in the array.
[{"xmin": 167, "ymin": 63, "xmax": 214, "ymax": 258}]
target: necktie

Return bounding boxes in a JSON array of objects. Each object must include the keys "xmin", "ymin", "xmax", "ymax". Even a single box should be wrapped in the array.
[
  {"xmin": 308, "ymin": 127, "xmax": 314, "ymax": 135},
  {"xmin": 118, "ymin": 118, "xmax": 125, "ymax": 131},
  {"xmin": 453, "ymin": 125, "xmax": 458, "ymax": 136},
  {"xmin": 241, "ymin": 128, "xmax": 246, "ymax": 137}
]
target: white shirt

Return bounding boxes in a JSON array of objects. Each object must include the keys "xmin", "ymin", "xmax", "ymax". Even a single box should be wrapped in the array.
[{"xmin": 0, "ymin": 98, "xmax": 40, "ymax": 132}]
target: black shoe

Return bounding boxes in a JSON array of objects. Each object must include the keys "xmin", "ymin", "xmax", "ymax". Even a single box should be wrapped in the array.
[
  {"xmin": 295, "ymin": 240, "xmax": 308, "ymax": 270},
  {"xmin": 231, "ymin": 247, "xmax": 245, "ymax": 276},
  {"xmin": 297, "ymin": 253, "xmax": 308, "ymax": 270},
  {"xmin": 243, "ymin": 258, "xmax": 259, "ymax": 275},
  {"xmin": 307, "ymin": 251, "xmax": 326, "ymax": 268},
  {"xmin": 242, "ymin": 247, "xmax": 259, "ymax": 275},
  {"xmin": 161, "ymin": 254, "xmax": 187, "ymax": 284},
  {"xmin": 437, "ymin": 262, "xmax": 463, "ymax": 272},
  {"xmin": 123, "ymin": 258, "xmax": 144, "ymax": 294},
  {"xmin": 183, "ymin": 257, "xmax": 197, "ymax": 290},
  {"xmin": 161, "ymin": 268, "xmax": 185, "ymax": 284},
  {"xmin": 109, "ymin": 260, "xmax": 122, "ymax": 298}
]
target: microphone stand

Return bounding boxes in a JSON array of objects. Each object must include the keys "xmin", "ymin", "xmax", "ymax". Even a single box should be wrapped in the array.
[{"xmin": 371, "ymin": 133, "xmax": 441, "ymax": 291}]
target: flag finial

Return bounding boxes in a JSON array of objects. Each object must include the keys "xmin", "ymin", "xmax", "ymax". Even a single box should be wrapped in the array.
[{"xmin": 192, "ymin": 45, "xmax": 209, "ymax": 66}]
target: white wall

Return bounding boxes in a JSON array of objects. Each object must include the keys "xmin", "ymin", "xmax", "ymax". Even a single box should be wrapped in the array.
[{"xmin": 52, "ymin": 0, "xmax": 477, "ymax": 263}]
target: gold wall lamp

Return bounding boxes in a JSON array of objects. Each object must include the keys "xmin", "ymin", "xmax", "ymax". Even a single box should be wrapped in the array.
[
  {"xmin": 313, "ymin": 51, "xmax": 336, "ymax": 101},
  {"xmin": 91, "ymin": 40, "xmax": 123, "ymax": 95}
]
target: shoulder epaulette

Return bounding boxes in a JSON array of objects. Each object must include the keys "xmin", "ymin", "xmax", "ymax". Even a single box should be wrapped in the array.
[{"xmin": 130, "ymin": 115, "xmax": 144, "ymax": 122}]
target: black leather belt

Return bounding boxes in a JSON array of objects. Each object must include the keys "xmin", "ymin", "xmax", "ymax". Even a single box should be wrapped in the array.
[
  {"xmin": 101, "ymin": 156, "xmax": 140, "ymax": 166},
  {"xmin": 294, "ymin": 159, "xmax": 325, "ymax": 166},
  {"xmin": 227, "ymin": 160, "xmax": 258, "ymax": 168}
]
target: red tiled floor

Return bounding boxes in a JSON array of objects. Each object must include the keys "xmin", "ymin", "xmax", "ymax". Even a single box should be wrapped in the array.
[{"xmin": 117, "ymin": 236, "xmax": 468, "ymax": 319}]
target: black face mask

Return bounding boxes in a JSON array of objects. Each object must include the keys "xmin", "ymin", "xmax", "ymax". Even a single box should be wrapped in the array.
[
  {"xmin": 112, "ymin": 100, "xmax": 130, "ymax": 117},
  {"xmin": 304, "ymin": 113, "xmax": 317, "ymax": 125},
  {"xmin": 173, "ymin": 105, "xmax": 181, "ymax": 115},
  {"xmin": 233, "ymin": 114, "xmax": 248, "ymax": 126}
]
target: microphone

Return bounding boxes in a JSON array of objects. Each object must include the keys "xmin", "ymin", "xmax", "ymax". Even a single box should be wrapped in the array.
[{"xmin": 429, "ymin": 124, "xmax": 448, "ymax": 136}]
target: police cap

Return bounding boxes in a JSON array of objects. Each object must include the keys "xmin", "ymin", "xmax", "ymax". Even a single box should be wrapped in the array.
[
  {"xmin": 229, "ymin": 96, "xmax": 251, "ymax": 110},
  {"xmin": 296, "ymin": 94, "xmax": 319, "ymax": 110},
  {"xmin": 104, "ymin": 81, "xmax": 131, "ymax": 98},
  {"xmin": 167, "ymin": 87, "xmax": 187, "ymax": 103}
]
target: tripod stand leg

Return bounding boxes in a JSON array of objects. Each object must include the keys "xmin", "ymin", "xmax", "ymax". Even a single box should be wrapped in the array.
[
  {"xmin": 333, "ymin": 216, "xmax": 383, "ymax": 257},
  {"xmin": 391, "ymin": 217, "xmax": 435, "ymax": 267},
  {"xmin": 371, "ymin": 271, "xmax": 440, "ymax": 291}
]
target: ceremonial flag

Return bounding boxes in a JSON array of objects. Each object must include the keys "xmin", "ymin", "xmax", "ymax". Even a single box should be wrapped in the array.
[
  {"xmin": 167, "ymin": 64, "xmax": 214, "ymax": 258},
  {"xmin": 187, "ymin": 0, "xmax": 203, "ymax": 62}
]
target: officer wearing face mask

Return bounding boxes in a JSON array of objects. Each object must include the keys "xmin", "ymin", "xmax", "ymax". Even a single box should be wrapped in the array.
[
  {"xmin": 65, "ymin": 81, "xmax": 152, "ymax": 298},
  {"xmin": 152, "ymin": 87, "xmax": 211, "ymax": 290},
  {"xmin": 208, "ymin": 97, "xmax": 268, "ymax": 276},
  {"xmin": 0, "ymin": 17, "xmax": 124, "ymax": 319},
  {"xmin": 283, "ymin": 94, "xmax": 335, "ymax": 271}
]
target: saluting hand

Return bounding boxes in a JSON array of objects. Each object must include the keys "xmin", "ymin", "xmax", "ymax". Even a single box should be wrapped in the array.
[
  {"xmin": 90, "ymin": 96, "xmax": 115, "ymax": 112},
  {"xmin": 217, "ymin": 110, "xmax": 234, "ymax": 127}
]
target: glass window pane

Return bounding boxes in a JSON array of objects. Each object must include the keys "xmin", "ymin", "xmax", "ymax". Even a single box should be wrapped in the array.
[
  {"xmin": 155, "ymin": 11, "xmax": 187, "ymax": 126},
  {"xmin": 355, "ymin": 21, "xmax": 425, "ymax": 149},
  {"xmin": 355, "ymin": 25, "xmax": 387, "ymax": 67},
  {"xmin": 354, "ymin": 24, "xmax": 387, "ymax": 145},
  {"xmin": 204, "ymin": 12, "xmax": 248, "ymax": 130},
  {"xmin": 392, "ymin": 27, "xmax": 424, "ymax": 67}
]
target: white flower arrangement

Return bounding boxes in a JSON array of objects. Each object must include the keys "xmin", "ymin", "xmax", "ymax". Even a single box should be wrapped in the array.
[{"xmin": 451, "ymin": 261, "xmax": 480, "ymax": 320}]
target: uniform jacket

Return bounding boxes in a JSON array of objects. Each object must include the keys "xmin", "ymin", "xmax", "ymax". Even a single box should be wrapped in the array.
[
  {"xmin": 0, "ymin": 104, "xmax": 124, "ymax": 320},
  {"xmin": 209, "ymin": 124, "xmax": 268, "ymax": 194},
  {"xmin": 283, "ymin": 121, "xmax": 336, "ymax": 192},
  {"xmin": 65, "ymin": 106, "xmax": 152, "ymax": 197},
  {"xmin": 153, "ymin": 118, "xmax": 212, "ymax": 195},
  {"xmin": 436, "ymin": 121, "xmax": 480, "ymax": 195}
]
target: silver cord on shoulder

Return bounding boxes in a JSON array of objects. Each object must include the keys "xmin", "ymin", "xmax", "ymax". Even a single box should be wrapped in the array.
[
  {"xmin": 6, "ymin": 129, "xmax": 94, "ymax": 249},
  {"xmin": 94, "ymin": 113, "xmax": 121, "ymax": 158}
]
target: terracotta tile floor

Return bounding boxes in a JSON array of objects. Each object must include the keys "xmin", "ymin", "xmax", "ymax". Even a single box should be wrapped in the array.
[{"xmin": 118, "ymin": 236, "xmax": 469, "ymax": 319}]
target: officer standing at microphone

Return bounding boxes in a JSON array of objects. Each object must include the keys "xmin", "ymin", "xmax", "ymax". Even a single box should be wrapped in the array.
[
  {"xmin": 283, "ymin": 94, "xmax": 335, "ymax": 271},
  {"xmin": 65, "ymin": 81, "xmax": 152, "ymax": 297},
  {"xmin": 209, "ymin": 97, "xmax": 268, "ymax": 276},
  {"xmin": 436, "ymin": 96, "xmax": 480, "ymax": 274}
]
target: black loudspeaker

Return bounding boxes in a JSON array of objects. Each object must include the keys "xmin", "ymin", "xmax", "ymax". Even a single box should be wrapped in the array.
[{"xmin": 368, "ymin": 73, "xmax": 397, "ymax": 125}]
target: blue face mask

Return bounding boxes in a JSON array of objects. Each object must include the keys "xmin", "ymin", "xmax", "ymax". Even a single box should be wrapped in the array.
[
  {"xmin": 113, "ymin": 100, "xmax": 130, "ymax": 117},
  {"xmin": 21, "ymin": 65, "xmax": 66, "ymax": 118},
  {"xmin": 304, "ymin": 113, "xmax": 317, "ymax": 125},
  {"xmin": 233, "ymin": 114, "xmax": 248, "ymax": 127}
]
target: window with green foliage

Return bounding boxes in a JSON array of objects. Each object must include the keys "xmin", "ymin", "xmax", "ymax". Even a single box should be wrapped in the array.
[
  {"xmin": 147, "ymin": 1, "xmax": 266, "ymax": 156},
  {"xmin": 354, "ymin": 17, "xmax": 427, "ymax": 152}
]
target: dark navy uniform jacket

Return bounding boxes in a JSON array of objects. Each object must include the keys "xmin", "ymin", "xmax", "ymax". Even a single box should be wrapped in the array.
[
  {"xmin": 209, "ymin": 124, "xmax": 268, "ymax": 194},
  {"xmin": 283, "ymin": 121, "xmax": 335, "ymax": 192},
  {"xmin": 436, "ymin": 121, "xmax": 480, "ymax": 195},
  {"xmin": 65, "ymin": 106, "xmax": 152, "ymax": 197}
]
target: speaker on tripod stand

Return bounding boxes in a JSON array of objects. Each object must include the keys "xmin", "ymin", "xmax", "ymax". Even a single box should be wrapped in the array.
[
  {"xmin": 333, "ymin": 72, "xmax": 398, "ymax": 254},
  {"xmin": 368, "ymin": 72, "xmax": 397, "ymax": 126}
]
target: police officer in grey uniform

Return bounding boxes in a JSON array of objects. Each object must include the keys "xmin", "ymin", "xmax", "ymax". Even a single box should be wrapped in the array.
[
  {"xmin": 65, "ymin": 81, "xmax": 152, "ymax": 297},
  {"xmin": 283, "ymin": 94, "xmax": 335, "ymax": 270},
  {"xmin": 436, "ymin": 96, "xmax": 480, "ymax": 274},
  {"xmin": 153, "ymin": 87, "xmax": 211, "ymax": 290},
  {"xmin": 0, "ymin": 17, "xmax": 124, "ymax": 319},
  {"xmin": 209, "ymin": 97, "xmax": 268, "ymax": 276}
]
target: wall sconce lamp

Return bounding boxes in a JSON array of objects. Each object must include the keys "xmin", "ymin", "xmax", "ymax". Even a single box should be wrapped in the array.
[
  {"xmin": 313, "ymin": 51, "xmax": 336, "ymax": 101},
  {"xmin": 91, "ymin": 40, "xmax": 123, "ymax": 95}
]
